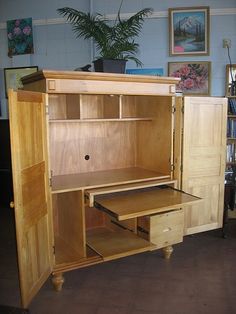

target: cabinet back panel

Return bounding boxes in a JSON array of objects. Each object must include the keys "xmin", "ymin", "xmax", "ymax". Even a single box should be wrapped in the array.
[
  {"xmin": 80, "ymin": 95, "xmax": 119, "ymax": 119},
  {"xmin": 49, "ymin": 94, "xmax": 80, "ymax": 119},
  {"xmin": 49, "ymin": 122, "xmax": 137, "ymax": 175},
  {"xmin": 85, "ymin": 206, "xmax": 105, "ymax": 230},
  {"xmin": 136, "ymin": 96, "xmax": 173, "ymax": 174}
]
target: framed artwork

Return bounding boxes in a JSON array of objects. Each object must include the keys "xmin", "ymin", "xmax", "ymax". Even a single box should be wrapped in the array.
[
  {"xmin": 7, "ymin": 17, "xmax": 34, "ymax": 57},
  {"xmin": 168, "ymin": 61, "xmax": 211, "ymax": 95},
  {"xmin": 4, "ymin": 66, "xmax": 38, "ymax": 98},
  {"xmin": 126, "ymin": 68, "xmax": 164, "ymax": 76},
  {"xmin": 169, "ymin": 7, "xmax": 210, "ymax": 56},
  {"xmin": 226, "ymin": 64, "xmax": 236, "ymax": 96}
]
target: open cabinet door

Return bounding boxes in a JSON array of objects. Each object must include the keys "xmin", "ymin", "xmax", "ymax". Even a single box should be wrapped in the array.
[
  {"xmin": 179, "ymin": 97, "xmax": 227, "ymax": 235},
  {"xmin": 8, "ymin": 90, "xmax": 53, "ymax": 308}
]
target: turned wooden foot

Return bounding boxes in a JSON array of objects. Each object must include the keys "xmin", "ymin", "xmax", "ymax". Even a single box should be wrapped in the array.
[
  {"xmin": 163, "ymin": 245, "xmax": 173, "ymax": 259},
  {"xmin": 52, "ymin": 273, "xmax": 65, "ymax": 292}
]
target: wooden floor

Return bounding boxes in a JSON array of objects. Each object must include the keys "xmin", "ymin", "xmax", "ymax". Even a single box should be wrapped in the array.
[{"xmin": 0, "ymin": 206, "xmax": 236, "ymax": 314}]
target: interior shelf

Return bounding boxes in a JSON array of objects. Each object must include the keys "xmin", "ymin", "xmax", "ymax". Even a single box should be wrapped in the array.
[
  {"xmin": 51, "ymin": 167, "xmax": 170, "ymax": 193},
  {"xmin": 49, "ymin": 118, "xmax": 153, "ymax": 122},
  {"xmin": 86, "ymin": 227, "xmax": 154, "ymax": 261},
  {"xmin": 54, "ymin": 237, "xmax": 102, "ymax": 269}
]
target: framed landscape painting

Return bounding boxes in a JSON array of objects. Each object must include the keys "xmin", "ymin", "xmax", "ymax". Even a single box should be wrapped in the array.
[
  {"xmin": 169, "ymin": 7, "xmax": 209, "ymax": 56},
  {"xmin": 168, "ymin": 61, "xmax": 211, "ymax": 95}
]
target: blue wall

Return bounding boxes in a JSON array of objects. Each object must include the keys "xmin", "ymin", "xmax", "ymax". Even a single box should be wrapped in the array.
[{"xmin": 0, "ymin": 0, "xmax": 236, "ymax": 116}]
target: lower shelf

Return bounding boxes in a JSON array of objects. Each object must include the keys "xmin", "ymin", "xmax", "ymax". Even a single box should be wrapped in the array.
[
  {"xmin": 54, "ymin": 237, "xmax": 102, "ymax": 272},
  {"xmin": 86, "ymin": 227, "xmax": 154, "ymax": 261}
]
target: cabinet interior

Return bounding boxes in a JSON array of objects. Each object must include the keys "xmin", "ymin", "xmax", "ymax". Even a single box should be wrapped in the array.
[{"xmin": 49, "ymin": 93, "xmax": 174, "ymax": 266}]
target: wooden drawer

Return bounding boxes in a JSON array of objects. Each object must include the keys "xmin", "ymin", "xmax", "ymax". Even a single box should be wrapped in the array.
[{"xmin": 138, "ymin": 209, "xmax": 184, "ymax": 249}]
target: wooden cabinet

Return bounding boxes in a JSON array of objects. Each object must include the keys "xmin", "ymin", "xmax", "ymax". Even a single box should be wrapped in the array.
[{"xmin": 8, "ymin": 71, "xmax": 227, "ymax": 307}]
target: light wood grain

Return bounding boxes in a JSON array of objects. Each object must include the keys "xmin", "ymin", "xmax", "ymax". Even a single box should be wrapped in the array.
[
  {"xmin": 22, "ymin": 69, "xmax": 180, "ymax": 86},
  {"xmin": 181, "ymin": 97, "xmax": 227, "ymax": 235},
  {"xmin": 52, "ymin": 190, "xmax": 86, "ymax": 264},
  {"xmin": 87, "ymin": 227, "xmax": 154, "ymax": 261},
  {"xmin": 8, "ymin": 89, "xmax": 53, "ymax": 308},
  {"xmin": 94, "ymin": 187, "xmax": 201, "ymax": 221},
  {"xmin": 52, "ymin": 167, "xmax": 170, "ymax": 193},
  {"xmin": 85, "ymin": 179, "xmax": 176, "ymax": 207}
]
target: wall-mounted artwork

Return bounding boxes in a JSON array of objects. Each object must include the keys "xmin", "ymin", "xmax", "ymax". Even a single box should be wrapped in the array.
[
  {"xmin": 7, "ymin": 18, "xmax": 34, "ymax": 57},
  {"xmin": 4, "ymin": 66, "xmax": 38, "ymax": 98},
  {"xmin": 126, "ymin": 68, "xmax": 164, "ymax": 76},
  {"xmin": 169, "ymin": 7, "xmax": 209, "ymax": 56},
  {"xmin": 168, "ymin": 61, "xmax": 211, "ymax": 95},
  {"xmin": 226, "ymin": 64, "xmax": 236, "ymax": 96}
]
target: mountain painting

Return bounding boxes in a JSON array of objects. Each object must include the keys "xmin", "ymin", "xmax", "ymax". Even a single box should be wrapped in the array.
[{"xmin": 169, "ymin": 7, "xmax": 209, "ymax": 56}]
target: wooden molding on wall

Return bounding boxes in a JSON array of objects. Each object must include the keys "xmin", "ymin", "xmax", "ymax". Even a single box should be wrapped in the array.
[{"xmin": 0, "ymin": 8, "xmax": 236, "ymax": 30}]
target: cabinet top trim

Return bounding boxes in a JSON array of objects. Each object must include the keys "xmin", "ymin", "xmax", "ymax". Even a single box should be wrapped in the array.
[{"xmin": 21, "ymin": 70, "xmax": 180, "ymax": 85}]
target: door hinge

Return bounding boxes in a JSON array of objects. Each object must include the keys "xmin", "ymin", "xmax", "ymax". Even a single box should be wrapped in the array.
[
  {"xmin": 49, "ymin": 170, "xmax": 53, "ymax": 187},
  {"xmin": 53, "ymin": 245, "xmax": 55, "ymax": 255},
  {"xmin": 171, "ymin": 164, "xmax": 175, "ymax": 171},
  {"xmin": 181, "ymin": 105, "xmax": 184, "ymax": 114},
  {"xmin": 45, "ymin": 105, "xmax": 49, "ymax": 115},
  {"xmin": 180, "ymin": 164, "xmax": 183, "ymax": 172},
  {"xmin": 172, "ymin": 105, "xmax": 176, "ymax": 114}
]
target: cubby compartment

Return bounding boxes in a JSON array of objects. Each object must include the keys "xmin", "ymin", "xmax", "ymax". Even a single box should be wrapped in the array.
[
  {"xmin": 85, "ymin": 205, "xmax": 153, "ymax": 261},
  {"xmin": 52, "ymin": 190, "xmax": 86, "ymax": 265},
  {"xmin": 48, "ymin": 94, "xmax": 174, "ymax": 191},
  {"xmin": 138, "ymin": 209, "xmax": 184, "ymax": 249}
]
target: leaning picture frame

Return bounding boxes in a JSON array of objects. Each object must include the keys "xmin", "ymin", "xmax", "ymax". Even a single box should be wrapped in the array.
[
  {"xmin": 225, "ymin": 64, "xmax": 236, "ymax": 96},
  {"xmin": 169, "ymin": 6, "xmax": 210, "ymax": 56},
  {"xmin": 168, "ymin": 61, "xmax": 211, "ymax": 96},
  {"xmin": 4, "ymin": 66, "xmax": 38, "ymax": 99}
]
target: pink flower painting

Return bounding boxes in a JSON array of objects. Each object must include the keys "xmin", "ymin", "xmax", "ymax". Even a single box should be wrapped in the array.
[
  {"xmin": 7, "ymin": 17, "xmax": 34, "ymax": 57},
  {"xmin": 168, "ymin": 62, "xmax": 211, "ymax": 95}
]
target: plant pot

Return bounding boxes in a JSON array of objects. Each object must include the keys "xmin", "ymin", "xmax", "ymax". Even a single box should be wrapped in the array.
[{"xmin": 93, "ymin": 58, "xmax": 127, "ymax": 73}]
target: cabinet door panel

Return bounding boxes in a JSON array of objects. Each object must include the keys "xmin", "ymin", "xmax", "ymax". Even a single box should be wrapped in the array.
[
  {"xmin": 9, "ymin": 90, "xmax": 53, "ymax": 307},
  {"xmin": 181, "ymin": 97, "xmax": 227, "ymax": 235}
]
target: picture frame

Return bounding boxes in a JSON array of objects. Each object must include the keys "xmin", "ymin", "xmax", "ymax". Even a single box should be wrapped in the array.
[
  {"xmin": 168, "ymin": 61, "xmax": 211, "ymax": 95},
  {"xmin": 126, "ymin": 68, "xmax": 164, "ymax": 76},
  {"xmin": 4, "ymin": 66, "xmax": 38, "ymax": 98},
  {"xmin": 225, "ymin": 64, "xmax": 236, "ymax": 96},
  {"xmin": 169, "ymin": 6, "xmax": 210, "ymax": 56}
]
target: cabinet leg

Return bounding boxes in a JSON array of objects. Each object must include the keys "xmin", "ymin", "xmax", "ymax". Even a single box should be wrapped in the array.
[
  {"xmin": 163, "ymin": 245, "xmax": 173, "ymax": 259},
  {"xmin": 52, "ymin": 273, "xmax": 65, "ymax": 292}
]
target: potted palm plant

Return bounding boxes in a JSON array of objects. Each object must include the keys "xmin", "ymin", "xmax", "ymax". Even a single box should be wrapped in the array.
[{"xmin": 57, "ymin": 3, "xmax": 153, "ymax": 73}]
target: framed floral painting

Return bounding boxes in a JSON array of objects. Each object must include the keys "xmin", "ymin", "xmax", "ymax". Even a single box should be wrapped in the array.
[
  {"xmin": 169, "ymin": 7, "xmax": 210, "ymax": 56},
  {"xmin": 168, "ymin": 61, "xmax": 211, "ymax": 95},
  {"xmin": 7, "ymin": 17, "xmax": 34, "ymax": 57}
]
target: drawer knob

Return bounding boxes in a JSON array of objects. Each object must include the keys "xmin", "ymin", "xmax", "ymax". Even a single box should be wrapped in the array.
[
  {"xmin": 10, "ymin": 201, "xmax": 15, "ymax": 208},
  {"xmin": 163, "ymin": 227, "xmax": 171, "ymax": 233}
]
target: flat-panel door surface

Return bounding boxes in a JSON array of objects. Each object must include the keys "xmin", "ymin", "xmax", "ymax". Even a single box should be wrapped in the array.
[{"xmin": 8, "ymin": 90, "xmax": 53, "ymax": 307}]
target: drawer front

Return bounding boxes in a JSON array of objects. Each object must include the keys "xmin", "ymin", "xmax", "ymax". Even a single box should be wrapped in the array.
[{"xmin": 149, "ymin": 209, "xmax": 184, "ymax": 249}]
